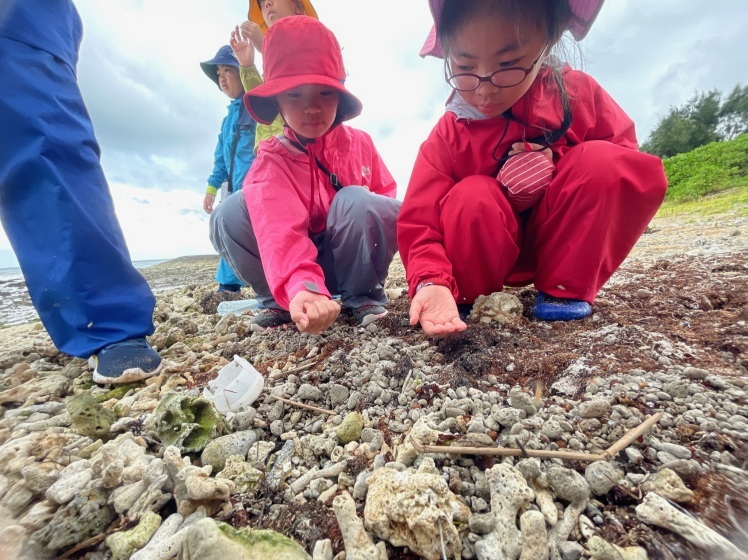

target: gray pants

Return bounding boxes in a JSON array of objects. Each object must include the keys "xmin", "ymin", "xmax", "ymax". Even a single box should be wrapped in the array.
[{"xmin": 210, "ymin": 186, "xmax": 401, "ymax": 309}]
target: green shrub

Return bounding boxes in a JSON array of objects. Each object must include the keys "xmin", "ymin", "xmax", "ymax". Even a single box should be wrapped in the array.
[{"xmin": 663, "ymin": 133, "xmax": 748, "ymax": 203}]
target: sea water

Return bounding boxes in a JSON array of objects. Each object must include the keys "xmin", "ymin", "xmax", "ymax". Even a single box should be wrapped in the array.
[{"xmin": 0, "ymin": 259, "xmax": 168, "ymax": 327}]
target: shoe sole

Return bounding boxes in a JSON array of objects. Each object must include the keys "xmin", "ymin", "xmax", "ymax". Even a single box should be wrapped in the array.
[
  {"xmin": 90, "ymin": 356, "xmax": 162, "ymax": 385},
  {"xmin": 360, "ymin": 309, "xmax": 388, "ymax": 327}
]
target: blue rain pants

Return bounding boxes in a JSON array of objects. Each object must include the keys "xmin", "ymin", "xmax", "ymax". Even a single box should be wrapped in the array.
[{"xmin": 0, "ymin": 0, "xmax": 156, "ymax": 358}]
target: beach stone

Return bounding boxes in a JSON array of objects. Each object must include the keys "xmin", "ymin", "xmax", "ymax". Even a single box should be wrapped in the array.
[
  {"xmin": 296, "ymin": 384, "xmax": 323, "ymax": 401},
  {"xmin": 469, "ymin": 513, "xmax": 497, "ymax": 535},
  {"xmin": 494, "ymin": 408, "xmax": 526, "ymax": 427},
  {"xmin": 106, "ymin": 511, "xmax": 162, "ymax": 560},
  {"xmin": 657, "ymin": 459, "xmax": 701, "ymax": 481},
  {"xmin": 641, "ymin": 469, "xmax": 694, "ymax": 503},
  {"xmin": 509, "ymin": 387, "xmax": 537, "ymax": 416},
  {"xmin": 201, "ymin": 430, "xmax": 258, "ymax": 473},
  {"xmin": 585, "ymin": 461, "xmax": 624, "ymax": 496},
  {"xmin": 578, "ymin": 399, "xmax": 610, "ymax": 418},
  {"xmin": 588, "ymin": 535, "xmax": 647, "ymax": 560},
  {"xmin": 558, "ymin": 541, "xmax": 585, "ymax": 560},
  {"xmin": 328, "ymin": 384, "xmax": 349, "ymax": 408},
  {"xmin": 217, "ymin": 456, "xmax": 263, "ymax": 494},
  {"xmin": 336, "ymin": 412, "xmax": 363, "ymax": 444},
  {"xmin": 66, "ymin": 393, "xmax": 117, "ymax": 441},
  {"xmin": 659, "ymin": 443, "xmax": 691, "ymax": 460},
  {"xmin": 179, "ymin": 517, "xmax": 310, "ymax": 560},
  {"xmin": 33, "ymin": 486, "xmax": 115, "ymax": 552},
  {"xmin": 682, "ymin": 367, "xmax": 709, "ymax": 380}
]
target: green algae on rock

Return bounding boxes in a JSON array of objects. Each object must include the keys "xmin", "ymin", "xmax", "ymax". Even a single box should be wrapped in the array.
[
  {"xmin": 66, "ymin": 393, "xmax": 118, "ymax": 440},
  {"xmin": 152, "ymin": 392, "xmax": 219, "ymax": 453},
  {"xmin": 336, "ymin": 411, "xmax": 364, "ymax": 444}
]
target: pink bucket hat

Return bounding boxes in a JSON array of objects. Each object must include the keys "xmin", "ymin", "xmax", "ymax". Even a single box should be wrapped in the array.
[
  {"xmin": 419, "ymin": 0, "xmax": 605, "ymax": 58},
  {"xmin": 244, "ymin": 16, "xmax": 362, "ymax": 125}
]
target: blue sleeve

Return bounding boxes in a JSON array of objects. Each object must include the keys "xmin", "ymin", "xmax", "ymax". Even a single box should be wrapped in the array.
[{"xmin": 207, "ymin": 120, "xmax": 228, "ymax": 189}]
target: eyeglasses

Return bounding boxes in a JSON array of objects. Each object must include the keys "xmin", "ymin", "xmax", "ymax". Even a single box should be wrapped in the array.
[{"xmin": 445, "ymin": 45, "xmax": 549, "ymax": 92}]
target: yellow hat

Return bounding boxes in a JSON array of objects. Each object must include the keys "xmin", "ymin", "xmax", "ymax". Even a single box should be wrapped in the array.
[{"xmin": 248, "ymin": 0, "xmax": 318, "ymax": 34}]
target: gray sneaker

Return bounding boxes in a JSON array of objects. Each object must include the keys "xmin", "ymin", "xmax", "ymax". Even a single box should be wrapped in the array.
[
  {"xmin": 350, "ymin": 304, "xmax": 388, "ymax": 326},
  {"xmin": 250, "ymin": 308, "xmax": 293, "ymax": 331},
  {"xmin": 89, "ymin": 338, "xmax": 162, "ymax": 385}
]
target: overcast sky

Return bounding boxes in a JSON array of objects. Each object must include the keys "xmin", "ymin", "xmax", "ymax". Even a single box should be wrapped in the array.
[{"xmin": 1, "ymin": 0, "xmax": 746, "ymax": 266}]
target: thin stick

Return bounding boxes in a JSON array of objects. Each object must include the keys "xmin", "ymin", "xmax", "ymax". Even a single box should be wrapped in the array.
[
  {"xmin": 411, "ymin": 437, "xmax": 605, "ymax": 461},
  {"xmin": 284, "ymin": 360, "xmax": 317, "ymax": 375},
  {"xmin": 410, "ymin": 412, "xmax": 662, "ymax": 463},
  {"xmin": 602, "ymin": 412, "xmax": 662, "ymax": 459},
  {"xmin": 267, "ymin": 394, "xmax": 335, "ymax": 416}
]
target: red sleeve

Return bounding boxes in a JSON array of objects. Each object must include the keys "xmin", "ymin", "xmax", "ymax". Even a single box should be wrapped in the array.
[
  {"xmin": 396, "ymin": 116, "xmax": 460, "ymax": 299},
  {"xmin": 556, "ymin": 70, "xmax": 639, "ymax": 158}
]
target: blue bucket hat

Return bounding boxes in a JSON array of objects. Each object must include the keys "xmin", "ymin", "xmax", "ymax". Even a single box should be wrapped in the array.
[{"xmin": 200, "ymin": 45, "xmax": 240, "ymax": 89}]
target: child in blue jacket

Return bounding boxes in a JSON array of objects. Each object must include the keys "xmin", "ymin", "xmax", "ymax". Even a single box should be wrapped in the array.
[{"xmin": 200, "ymin": 45, "xmax": 258, "ymax": 292}]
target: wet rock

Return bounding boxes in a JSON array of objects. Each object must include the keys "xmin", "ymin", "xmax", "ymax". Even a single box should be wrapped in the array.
[
  {"xmin": 179, "ymin": 517, "xmax": 311, "ymax": 560},
  {"xmin": 66, "ymin": 393, "xmax": 117, "ymax": 440},
  {"xmin": 151, "ymin": 393, "xmax": 219, "ymax": 453}
]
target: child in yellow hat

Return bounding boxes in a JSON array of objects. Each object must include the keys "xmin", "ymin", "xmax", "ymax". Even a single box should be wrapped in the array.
[{"xmin": 230, "ymin": 0, "xmax": 319, "ymax": 153}]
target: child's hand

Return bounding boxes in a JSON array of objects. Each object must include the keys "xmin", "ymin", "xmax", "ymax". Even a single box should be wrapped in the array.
[
  {"xmin": 409, "ymin": 285, "xmax": 466, "ymax": 336},
  {"xmin": 203, "ymin": 193, "xmax": 216, "ymax": 214},
  {"xmin": 230, "ymin": 25, "xmax": 255, "ymax": 68},
  {"xmin": 240, "ymin": 20, "xmax": 264, "ymax": 54},
  {"xmin": 508, "ymin": 142, "xmax": 553, "ymax": 161},
  {"xmin": 289, "ymin": 290, "xmax": 340, "ymax": 334}
]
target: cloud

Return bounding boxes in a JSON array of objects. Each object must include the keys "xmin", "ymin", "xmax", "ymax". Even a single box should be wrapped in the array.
[{"xmin": 1, "ymin": 0, "xmax": 745, "ymax": 262}]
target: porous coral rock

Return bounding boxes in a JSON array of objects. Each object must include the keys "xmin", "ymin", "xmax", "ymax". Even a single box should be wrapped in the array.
[
  {"xmin": 587, "ymin": 536, "xmax": 647, "ymax": 560},
  {"xmin": 639, "ymin": 468, "xmax": 694, "ymax": 503},
  {"xmin": 65, "ymin": 393, "xmax": 117, "ymax": 440},
  {"xmin": 106, "ymin": 511, "xmax": 162, "ymax": 560},
  {"xmin": 178, "ymin": 517, "xmax": 311, "ymax": 560},
  {"xmin": 163, "ymin": 446, "xmax": 235, "ymax": 517},
  {"xmin": 32, "ymin": 486, "xmax": 115, "ymax": 552},
  {"xmin": 364, "ymin": 457, "xmax": 468, "ymax": 560},
  {"xmin": 475, "ymin": 463, "xmax": 535, "ymax": 560},
  {"xmin": 150, "ymin": 392, "xmax": 219, "ymax": 453},
  {"xmin": 333, "ymin": 491, "xmax": 388, "ymax": 560},
  {"xmin": 216, "ymin": 455, "xmax": 263, "ymax": 494},
  {"xmin": 394, "ymin": 414, "xmax": 440, "ymax": 466},
  {"xmin": 547, "ymin": 465, "xmax": 589, "ymax": 544},
  {"xmin": 336, "ymin": 411, "xmax": 364, "ymax": 444},
  {"xmin": 635, "ymin": 492, "xmax": 745, "ymax": 559},
  {"xmin": 468, "ymin": 292, "xmax": 523, "ymax": 325},
  {"xmin": 520, "ymin": 510, "xmax": 549, "ymax": 560}
]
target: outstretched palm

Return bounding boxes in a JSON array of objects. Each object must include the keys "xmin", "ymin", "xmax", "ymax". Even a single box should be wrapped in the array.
[
  {"xmin": 409, "ymin": 285, "xmax": 467, "ymax": 336},
  {"xmin": 230, "ymin": 26, "xmax": 254, "ymax": 68}
]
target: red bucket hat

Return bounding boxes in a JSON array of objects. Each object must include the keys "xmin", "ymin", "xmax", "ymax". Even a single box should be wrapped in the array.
[
  {"xmin": 419, "ymin": 0, "xmax": 605, "ymax": 58},
  {"xmin": 244, "ymin": 16, "xmax": 362, "ymax": 125}
]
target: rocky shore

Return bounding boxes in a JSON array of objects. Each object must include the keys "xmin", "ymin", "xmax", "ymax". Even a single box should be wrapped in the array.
[{"xmin": 0, "ymin": 210, "xmax": 746, "ymax": 560}]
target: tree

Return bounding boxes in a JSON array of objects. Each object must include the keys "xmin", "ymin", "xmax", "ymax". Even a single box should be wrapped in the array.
[
  {"xmin": 641, "ymin": 90, "xmax": 722, "ymax": 158},
  {"xmin": 719, "ymin": 84, "xmax": 748, "ymax": 140}
]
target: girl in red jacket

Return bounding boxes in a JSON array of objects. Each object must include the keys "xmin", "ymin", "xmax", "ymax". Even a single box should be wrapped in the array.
[
  {"xmin": 210, "ymin": 16, "xmax": 401, "ymax": 335},
  {"xmin": 397, "ymin": 0, "xmax": 668, "ymax": 336}
]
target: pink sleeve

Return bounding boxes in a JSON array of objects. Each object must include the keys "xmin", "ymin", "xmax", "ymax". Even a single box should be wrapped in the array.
[{"xmin": 243, "ymin": 155, "xmax": 331, "ymax": 309}]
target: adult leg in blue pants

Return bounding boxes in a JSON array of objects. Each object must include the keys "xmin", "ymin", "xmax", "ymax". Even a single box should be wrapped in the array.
[{"xmin": 0, "ymin": 0, "xmax": 161, "ymax": 384}]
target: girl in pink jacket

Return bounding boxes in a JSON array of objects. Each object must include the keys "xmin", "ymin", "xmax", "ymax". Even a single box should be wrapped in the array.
[{"xmin": 210, "ymin": 16, "xmax": 401, "ymax": 335}]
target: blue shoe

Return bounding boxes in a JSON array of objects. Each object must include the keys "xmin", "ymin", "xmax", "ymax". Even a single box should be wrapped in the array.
[
  {"xmin": 533, "ymin": 292, "xmax": 592, "ymax": 321},
  {"xmin": 457, "ymin": 304, "xmax": 473, "ymax": 321},
  {"xmin": 217, "ymin": 283, "xmax": 242, "ymax": 293},
  {"xmin": 89, "ymin": 338, "xmax": 162, "ymax": 384}
]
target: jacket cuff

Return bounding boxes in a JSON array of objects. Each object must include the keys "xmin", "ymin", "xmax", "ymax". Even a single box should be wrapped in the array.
[
  {"xmin": 205, "ymin": 186, "xmax": 218, "ymax": 196},
  {"xmin": 409, "ymin": 276, "xmax": 455, "ymax": 299},
  {"xmin": 287, "ymin": 280, "xmax": 332, "ymax": 306}
]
